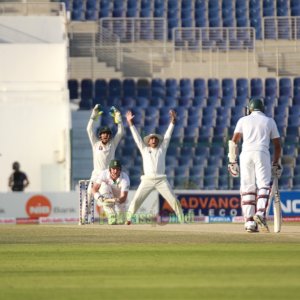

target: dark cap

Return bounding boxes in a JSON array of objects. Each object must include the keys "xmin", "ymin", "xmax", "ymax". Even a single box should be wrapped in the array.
[
  {"xmin": 99, "ymin": 126, "xmax": 112, "ymax": 135},
  {"xmin": 109, "ymin": 159, "xmax": 122, "ymax": 169}
]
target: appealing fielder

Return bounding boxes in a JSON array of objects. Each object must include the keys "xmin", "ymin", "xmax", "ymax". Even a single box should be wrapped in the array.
[
  {"xmin": 228, "ymin": 98, "xmax": 282, "ymax": 233},
  {"xmin": 79, "ymin": 105, "xmax": 124, "ymax": 225},
  {"xmin": 125, "ymin": 109, "xmax": 184, "ymax": 225},
  {"xmin": 92, "ymin": 160, "xmax": 130, "ymax": 225}
]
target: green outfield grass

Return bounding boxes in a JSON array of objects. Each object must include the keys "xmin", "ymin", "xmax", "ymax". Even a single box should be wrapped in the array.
[{"xmin": 0, "ymin": 224, "xmax": 300, "ymax": 300}]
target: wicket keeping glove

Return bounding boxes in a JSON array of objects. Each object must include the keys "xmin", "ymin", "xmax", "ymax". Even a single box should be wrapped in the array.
[
  {"xmin": 91, "ymin": 104, "xmax": 103, "ymax": 121},
  {"xmin": 228, "ymin": 162, "xmax": 240, "ymax": 178},
  {"xmin": 94, "ymin": 192, "xmax": 104, "ymax": 206},
  {"xmin": 109, "ymin": 106, "xmax": 122, "ymax": 124},
  {"xmin": 272, "ymin": 163, "xmax": 282, "ymax": 178}
]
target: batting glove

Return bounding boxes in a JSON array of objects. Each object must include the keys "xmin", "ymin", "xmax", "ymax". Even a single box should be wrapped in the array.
[
  {"xmin": 91, "ymin": 104, "xmax": 103, "ymax": 120},
  {"xmin": 109, "ymin": 106, "xmax": 122, "ymax": 124},
  {"xmin": 228, "ymin": 162, "xmax": 240, "ymax": 178},
  {"xmin": 272, "ymin": 163, "xmax": 282, "ymax": 178}
]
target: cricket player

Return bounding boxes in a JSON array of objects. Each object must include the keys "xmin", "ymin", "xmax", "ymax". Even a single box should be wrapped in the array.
[
  {"xmin": 92, "ymin": 159, "xmax": 130, "ymax": 225},
  {"xmin": 125, "ymin": 109, "xmax": 184, "ymax": 225},
  {"xmin": 80, "ymin": 105, "xmax": 124, "ymax": 225},
  {"xmin": 228, "ymin": 98, "xmax": 282, "ymax": 233}
]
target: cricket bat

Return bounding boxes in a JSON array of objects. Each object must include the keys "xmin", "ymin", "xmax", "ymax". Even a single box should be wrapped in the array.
[{"xmin": 273, "ymin": 177, "xmax": 282, "ymax": 233}]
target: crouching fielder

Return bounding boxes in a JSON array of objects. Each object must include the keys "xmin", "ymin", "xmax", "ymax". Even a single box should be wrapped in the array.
[
  {"xmin": 92, "ymin": 160, "xmax": 130, "ymax": 225},
  {"xmin": 125, "ymin": 109, "xmax": 184, "ymax": 225},
  {"xmin": 228, "ymin": 98, "xmax": 281, "ymax": 233}
]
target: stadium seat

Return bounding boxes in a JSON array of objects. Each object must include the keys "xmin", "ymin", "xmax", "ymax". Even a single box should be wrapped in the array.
[
  {"xmin": 279, "ymin": 77, "xmax": 292, "ymax": 97},
  {"xmin": 108, "ymin": 79, "xmax": 122, "ymax": 105},
  {"xmin": 68, "ymin": 79, "xmax": 79, "ymax": 100},
  {"xmin": 236, "ymin": 78, "xmax": 249, "ymax": 99},
  {"xmin": 94, "ymin": 79, "xmax": 108, "ymax": 105},
  {"xmin": 81, "ymin": 79, "xmax": 93, "ymax": 102},
  {"xmin": 263, "ymin": 0, "xmax": 275, "ymax": 17},
  {"xmin": 291, "ymin": 0, "xmax": 300, "ymax": 16},
  {"xmin": 137, "ymin": 78, "xmax": 150, "ymax": 100},
  {"xmin": 208, "ymin": 78, "xmax": 220, "ymax": 99},
  {"xmin": 265, "ymin": 77, "xmax": 278, "ymax": 99},
  {"xmin": 123, "ymin": 78, "xmax": 136, "ymax": 100},
  {"xmin": 293, "ymin": 77, "xmax": 300, "ymax": 103},
  {"xmin": 250, "ymin": 78, "xmax": 263, "ymax": 98}
]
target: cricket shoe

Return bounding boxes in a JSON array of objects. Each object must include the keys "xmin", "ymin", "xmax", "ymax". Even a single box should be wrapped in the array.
[
  {"xmin": 253, "ymin": 215, "xmax": 270, "ymax": 233},
  {"xmin": 125, "ymin": 220, "xmax": 131, "ymax": 225}
]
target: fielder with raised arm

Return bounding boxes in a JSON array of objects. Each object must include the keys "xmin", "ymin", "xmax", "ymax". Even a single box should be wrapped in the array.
[
  {"xmin": 228, "ymin": 98, "xmax": 282, "ymax": 233},
  {"xmin": 79, "ymin": 105, "xmax": 125, "ymax": 225},
  {"xmin": 125, "ymin": 109, "xmax": 184, "ymax": 225},
  {"xmin": 92, "ymin": 159, "xmax": 130, "ymax": 225}
]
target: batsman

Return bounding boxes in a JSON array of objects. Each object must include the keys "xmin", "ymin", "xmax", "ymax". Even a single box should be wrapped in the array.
[
  {"xmin": 79, "ymin": 105, "xmax": 124, "ymax": 225},
  {"xmin": 228, "ymin": 98, "xmax": 282, "ymax": 233}
]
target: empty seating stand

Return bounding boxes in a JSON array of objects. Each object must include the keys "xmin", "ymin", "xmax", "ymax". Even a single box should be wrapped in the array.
[{"xmin": 70, "ymin": 76, "xmax": 300, "ymax": 190}]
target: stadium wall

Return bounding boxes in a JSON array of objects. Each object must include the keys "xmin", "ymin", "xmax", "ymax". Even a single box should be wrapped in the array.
[{"xmin": 0, "ymin": 15, "xmax": 70, "ymax": 192}]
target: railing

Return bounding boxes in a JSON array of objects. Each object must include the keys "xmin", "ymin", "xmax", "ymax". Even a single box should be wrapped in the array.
[
  {"xmin": 173, "ymin": 27, "xmax": 255, "ymax": 51},
  {"xmin": 263, "ymin": 16, "xmax": 300, "ymax": 41}
]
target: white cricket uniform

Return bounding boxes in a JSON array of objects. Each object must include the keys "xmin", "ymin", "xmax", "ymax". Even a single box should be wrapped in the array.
[
  {"xmin": 87, "ymin": 118, "xmax": 124, "ymax": 181},
  {"xmin": 234, "ymin": 111, "xmax": 280, "ymax": 221},
  {"xmin": 127, "ymin": 123, "xmax": 184, "ymax": 223},
  {"xmin": 95, "ymin": 169, "xmax": 130, "ymax": 223},
  {"xmin": 81, "ymin": 118, "xmax": 124, "ymax": 221}
]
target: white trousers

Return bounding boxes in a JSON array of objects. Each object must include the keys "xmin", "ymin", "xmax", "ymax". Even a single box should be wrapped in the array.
[
  {"xmin": 127, "ymin": 175, "xmax": 184, "ymax": 223},
  {"xmin": 240, "ymin": 151, "xmax": 272, "ymax": 221}
]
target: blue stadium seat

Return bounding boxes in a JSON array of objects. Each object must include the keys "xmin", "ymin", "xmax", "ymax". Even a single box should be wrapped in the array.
[
  {"xmin": 277, "ymin": 0, "xmax": 289, "ymax": 16},
  {"xmin": 222, "ymin": 8, "xmax": 234, "ymax": 27},
  {"xmin": 212, "ymin": 126, "xmax": 228, "ymax": 144},
  {"xmin": 293, "ymin": 77, "xmax": 300, "ymax": 103},
  {"xmin": 140, "ymin": 8, "xmax": 151, "ymax": 18},
  {"xmin": 154, "ymin": 0, "xmax": 164, "ymax": 10},
  {"xmin": 94, "ymin": 79, "xmax": 108, "ymax": 105},
  {"xmin": 137, "ymin": 79, "xmax": 150, "ymax": 99},
  {"xmin": 265, "ymin": 77, "xmax": 278, "ymax": 99},
  {"xmin": 108, "ymin": 79, "xmax": 122, "ymax": 104},
  {"xmin": 288, "ymin": 115, "xmax": 300, "ymax": 127},
  {"xmin": 263, "ymin": 0, "xmax": 275, "ymax": 17},
  {"xmin": 168, "ymin": 17, "xmax": 179, "ymax": 39},
  {"xmin": 288, "ymin": 105, "xmax": 300, "ymax": 116},
  {"xmin": 71, "ymin": 8, "xmax": 83, "ymax": 20},
  {"xmin": 85, "ymin": 9, "xmax": 98, "ymax": 20},
  {"xmin": 141, "ymin": 0, "xmax": 151, "ymax": 10},
  {"xmin": 179, "ymin": 78, "xmax": 193, "ymax": 106},
  {"xmin": 183, "ymin": 125, "xmax": 198, "ymax": 145},
  {"xmin": 113, "ymin": 0, "xmax": 125, "ymax": 17},
  {"xmin": 208, "ymin": 78, "xmax": 220, "ymax": 99},
  {"xmin": 194, "ymin": 78, "xmax": 206, "ymax": 100},
  {"xmin": 131, "ymin": 107, "xmax": 144, "ymax": 126},
  {"xmin": 236, "ymin": 78, "xmax": 249, "ymax": 99},
  {"xmin": 291, "ymin": 0, "xmax": 300, "ymax": 16},
  {"xmin": 154, "ymin": 7, "xmax": 165, "ymax": 17},
  {"xmin": 123, "ymin": 78, "xmax": 136, "ymax": 100},
  {"xmin": 81, "ymin": 78, "xmax": 93, "ymax": 101},
  {"xmin": 68, "ymin": 79, "xmax": 79, "ymax": 100},
  {"xmin": 250, "ymin": 78, "xmax": 263, "ymax": 98},
  {"xmin": 222, "ymin": 78, "xmax": 234, "ymax": 101},
  {"xmin": 277, "ymin": 95, "xmax": 292, "ymax": 107},
  {"xmin": 279, "ymin": 77, "xmax": 292, "ymax": 97},
  {"xmin": 250, "ymin": 16, "xmax": 262, "ymax": 40}
]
